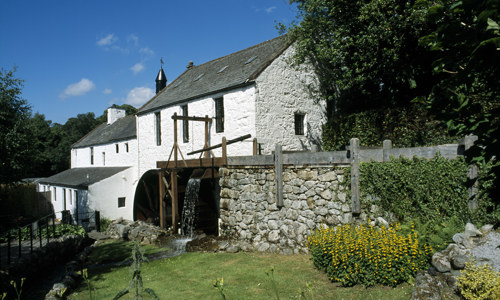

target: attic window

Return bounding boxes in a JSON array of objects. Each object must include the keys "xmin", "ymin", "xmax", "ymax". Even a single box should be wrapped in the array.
[
  {"xmin": 174, "ymin": 80, "xmax": 183, "ymax": 88},
  {"xmin": 245, "ymin": 56, "xmax": 257, "ymax": 64},
  {"xmin": 193, "ymin": 74, "xmax": 205, "ymax": 81},
  {"xmin": 217, "ymin": 66, "xmax": 228, "ymax": 73}
]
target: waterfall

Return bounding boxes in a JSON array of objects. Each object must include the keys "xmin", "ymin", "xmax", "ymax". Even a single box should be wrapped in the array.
[{"xmin": 181, "ymin": 178, "xmax": 201, "ymax": 237}]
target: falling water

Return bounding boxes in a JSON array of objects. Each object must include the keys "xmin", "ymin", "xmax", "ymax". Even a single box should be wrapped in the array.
[{"xmin": 181, "ymin": 178, "xmax": 201, "ymax": 237}]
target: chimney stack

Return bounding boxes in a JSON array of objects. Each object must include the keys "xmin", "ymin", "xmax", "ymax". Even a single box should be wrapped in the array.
[
  {"xmin": 107, "ymin": 106, "xmax": 126, "ymax": 124},
  {"xmin": 186, "ymin": 61, "xmax": 194, "ymax": 69}
]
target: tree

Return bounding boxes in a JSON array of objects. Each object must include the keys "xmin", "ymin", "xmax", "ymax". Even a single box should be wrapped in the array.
[
  {"xmin": 421, "ymin": 0, "xmax": 500, "ymax": 203},
  {"xmin": 284, "ymin": 0, "xmax": 441, "ymax": 116},
  {"xmin": 0, "ymin": 68, "xmax": 33, "ymax": 184}
]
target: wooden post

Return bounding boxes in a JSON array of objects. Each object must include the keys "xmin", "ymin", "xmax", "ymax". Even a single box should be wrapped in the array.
[
  {"xmin": 253, "ymin": 138, "xmax": 258, "ymax": 155},
  {"xmin": 275, "ymin": 144, "xmax": 283, "ymax": 208},
  {"xmin": 204, "ymin": 115, "xmax": 210, "ymax": 158},
  {"xmin": 222, "ymin": 137, "xmax": 227, "ymax": 164},
  {"xmin": 350, "ymin": 138, "xmax": 361, "ymax": 215},
  {"xmin": 464, "ymin": 135, "xmax": 479, "ymax": 211},
  {"xmin": 159, "ymin": 170, "xmax": 166, "ymax": 229},
  {"xmin": 173, "ymin": 113, "xmax": 178, "ymax": 168},
  {"xmin": 171, "ymin": 170, "xmax": 179, "ymax": 233},
  {"xmin": 383, "ymin": 139, "xmax": 392, "ymax": 162}
]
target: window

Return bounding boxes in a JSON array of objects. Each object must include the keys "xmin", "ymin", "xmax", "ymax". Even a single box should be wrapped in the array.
[
  {"xmin": 116, "ymin": 144, "xmax": 119, "ymax": 153},
  {"xmin": 53, "ymin": 187, "xmax": 56, "ymax": 201},
  {"xmin": 63, "ymin": 188, "xmax": 67, "ymax": 210},
  {"xmin": 155, "ymin": 112, "xmax": 161, "ymax": 146},
  {"xmin": 215, "ymin": 97, "xmax": 224, "ymax": 133},
  {"xmin": 102, "ymin": 152, "xmax": 106, "ymax": 166},
  {"xmin": 182, "ymin": 105, "xmax": 189, "ymax": 143},
  {"xmin": 118, "ymin": 197, "xmax": 126, "ymax": 208},
  {"xmin": 295, "ymin": 113, "xmax": 305, "ymax": 135},
  {"xmin": 90, "ymin": 147, "xmax": 94, "ymax": 165},
  {"xmin": 125, "ymin": 143, "xmax": 129, "ymax": 152},
  {"xmin": 69, "ymin": 189, "xmax": 73, "ymax": 205}
]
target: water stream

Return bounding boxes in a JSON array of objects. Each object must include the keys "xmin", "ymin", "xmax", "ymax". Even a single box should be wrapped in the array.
[{"xmin": 180, "ymin": 178, "xmax": 201, "ymax": 237}]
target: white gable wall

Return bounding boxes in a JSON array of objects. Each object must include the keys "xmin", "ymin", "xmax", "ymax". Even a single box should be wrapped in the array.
[
  {"xmin": 137, "ymin": 86, "xmax": 256, "ymax": 177},
  {"xmin": 71, "ymin": 138, "xmax": 138, "ymax": 168},
  {"xmin": 38, "ymin": 184, "xmax": 87, "ymax": 221},
  {"xmin": 87, "ymin": 167, "xmax": 135, "ymax": 220},
  {"xmin": 255, "ymin": 45, "xmax": 326, "ymax": 154}
]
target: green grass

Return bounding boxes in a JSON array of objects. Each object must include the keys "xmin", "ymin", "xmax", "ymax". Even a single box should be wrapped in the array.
[{"xmin": 68, "ymin": 242, "xmax": 413, "ymax": 300}]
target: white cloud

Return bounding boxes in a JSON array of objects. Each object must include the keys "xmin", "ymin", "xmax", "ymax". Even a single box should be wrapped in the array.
[
  {"xmin": 130, "ymin": 63, "xmax": 145, "ymax": 74},
  {"xmin": 103, "ymin": 88, "xmax": 112, "ymax": 94},
  {"xmin": 97, "ymin": 34, "xmax": 117, "ymax": 46},
  {"xmin": 125, "ymin": 87, "xmax": 155, "ymax": 106},
  {"xmin": 60, "ymin": 78, "xmax": 95, "ymax": 99},
  {"xmin": 265, "ymin": 6, "xmax": 277, "ymax": 13},
  {"xmin": 139, "ymin": 47, "xmax": 155, "ymax": 56},
  {"xmin": 127, "ymin": 34, "xmax": 139, "ymax": 45}
]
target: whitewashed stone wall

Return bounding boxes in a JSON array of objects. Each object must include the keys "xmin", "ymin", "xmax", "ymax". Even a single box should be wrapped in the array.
[
  {"xmin": 71, "ymin": 139, "xmax": 138, "ymax": 169},
  {"xmin": 137, "ymin": 86, "xmax": 257, "ymax": 177},
  {"xmin": 219, "ymin": 165, "xmax": 355, "ymax": 254},
  {"xmin": 255, "ymin": 45, "xmax": 327, "ymax": 154},
  {"xmin": 88, "ymin": 167, "xmax": 135, "ymax": 220}
]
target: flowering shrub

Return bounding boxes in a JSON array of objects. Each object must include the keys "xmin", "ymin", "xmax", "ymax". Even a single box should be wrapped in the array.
[
  {"xmin": 308, "ymin": 223, "xmax": 433, "ymax": 287},
  {"xmin": 457, "ymin": 260, "xmax": 500, "ymax": 300}
]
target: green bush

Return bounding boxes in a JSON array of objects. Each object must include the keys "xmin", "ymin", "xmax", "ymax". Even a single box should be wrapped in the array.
[
  {"xmin": 307, "ymin": 223, "xmax": 432, "ymax": 287},
  {"xmin": 457, "ymin": 260, "xmax": 500, "ymax": 300},
  {"xmin": 322, "ymin": 104, "xmax": 457, "ymax": 151},
  {"xmin": 0, "ymin": 223, "xmax": 86, "ymax": 242}
]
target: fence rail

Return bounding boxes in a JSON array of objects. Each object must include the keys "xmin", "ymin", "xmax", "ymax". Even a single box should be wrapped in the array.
[{"xmin": 0, "ymin": 210, "xmax": 100, "ymax": 267}]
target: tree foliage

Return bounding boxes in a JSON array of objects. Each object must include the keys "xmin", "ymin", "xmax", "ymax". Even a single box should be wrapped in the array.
[
  {"xmin": 420, "ymin": 0, "xmax": 500, "ymax": 200},
  {"xmin": 285, "ymin": 0, "xmax": 439, "ymax": 115},
  {"xmin": 0, "ymin": 68, "xmax": 33, "ymax": 183}
]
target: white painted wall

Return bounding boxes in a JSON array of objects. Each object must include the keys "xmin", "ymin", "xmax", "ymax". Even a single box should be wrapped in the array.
[
  {"xmin": 255, "ymin": 45, "xmax": 326, "ymax": 154},
  {"xmin": 137, "ymin": 86, "xmax": 257, "ymax": 177},
  {"xmin": 88, "ymin": 167, "xmax": 135, "ymax": 220},
  {"xmin": 38, "ymin": 184, "xmax": 84, "ymax": 220},
  {"xmin": 71, "ymin": 138, "xmax": 138, "ymax": 168}
]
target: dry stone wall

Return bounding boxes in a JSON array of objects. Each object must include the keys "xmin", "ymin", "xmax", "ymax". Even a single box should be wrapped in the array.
[{"xmin": 219, "ymin": 165, "xmax": 369, "ymax": 254}]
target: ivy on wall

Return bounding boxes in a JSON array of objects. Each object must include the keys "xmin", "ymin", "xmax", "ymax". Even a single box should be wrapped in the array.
[{"xmin": 322, "ymin": 104, "xmax": 458, "ymax": 151}]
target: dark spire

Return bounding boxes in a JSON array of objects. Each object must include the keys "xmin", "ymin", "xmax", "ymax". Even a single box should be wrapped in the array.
[{"xmin": 155, "ymin": 58, "xmax": 167, "ymax": 94}]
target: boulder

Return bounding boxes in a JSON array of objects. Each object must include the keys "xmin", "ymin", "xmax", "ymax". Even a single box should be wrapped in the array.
[{"xmin": 431, "ymin": 252, "xmax": 451, "ymax": 273}]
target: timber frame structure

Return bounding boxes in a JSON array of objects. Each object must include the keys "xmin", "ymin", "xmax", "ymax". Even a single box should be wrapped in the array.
[{"xmin": 156, "ymin": 113, "xmax": 255, "ymax": 231}]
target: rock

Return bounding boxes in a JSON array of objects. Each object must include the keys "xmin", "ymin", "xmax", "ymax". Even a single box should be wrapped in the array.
[
  {"xmin": 452, "ymin": 233, "xmax": 464, "ymax": 245},
  {"xmin": 431, "ymin": 252, "xmax": 451, "ymax": 273},
  {"xmin": 451, "ymin": 254, "xmax": 468, "ymax": 270},
  {"xmin": 376, "ymin": 217, "xmax": 389, "ymax": 228},
  {"xmin": 481, "ymin": 224, "xmax": 494, "ymax": 235},
  {"xmin": 410, "ymin": 271, "xmax": 451, "ymax": 300}
]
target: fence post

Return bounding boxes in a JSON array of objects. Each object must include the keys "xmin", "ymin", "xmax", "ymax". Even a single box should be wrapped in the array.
[
  {"xmin": 350, "ymin": 138, "xmax": 361, "ymax": 215},
  {"xmin": 7, "ymin": 231, "xmax": 11, "ymax": 264},
  {"xmin": 18, "ymin": 228, "xmax": 22, "ymax": 258},
  {"xmin": 95, "ymin": 211, "xmax": 101, "ymax": 232},
  {"xmin": 464, "ymin": 135, "xmax": 479, "ymax": 211},
  {"xmin": 383, "ymin": 139, "xmax": 392, "ymax": 162},
  {"xmin": 275, "ymin": 144, "xmax": 284, "ymax": 208}
]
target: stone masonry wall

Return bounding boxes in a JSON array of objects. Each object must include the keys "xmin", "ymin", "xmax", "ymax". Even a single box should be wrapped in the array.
[{"xmin": 218, "ymin": 165, "xmax": 356, "ymax": 254}]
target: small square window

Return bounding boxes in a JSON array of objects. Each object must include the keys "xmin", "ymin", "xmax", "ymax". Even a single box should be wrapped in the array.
[
  {"xmin": 118, "ymin": 197, "xmax": 126, "ymax": 208},
  {"xmin": 295, "ymin": 113, "xmax": 305, "ymax": 135}
]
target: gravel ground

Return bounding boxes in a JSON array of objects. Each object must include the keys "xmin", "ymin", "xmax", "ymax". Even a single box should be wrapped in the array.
[{"xmin": 471, "ymin": 231, "xmax": 500, "ymax": 272}]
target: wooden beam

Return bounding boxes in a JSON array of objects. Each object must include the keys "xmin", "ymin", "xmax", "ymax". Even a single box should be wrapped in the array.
[
  {"xmin": 157, "ymin": 157, "xmax": 226, "ymax": 169},
  {"xmin": 172, "ymin": 115, "xmax": 212, "ymax": 122},
  {"xmin": 171, "ymin": 170, "xmax": 178, "ymax": 233},
  {"xmin": 187, "ymin": 134, "xmax": 252, "ymax": 155},
  {"xmin": 158, "ymin": 170, "xmax": 166, "ymax": 229}
]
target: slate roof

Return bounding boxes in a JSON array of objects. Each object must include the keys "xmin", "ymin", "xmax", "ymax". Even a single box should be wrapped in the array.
[
  {"xmin": 39, "ymin": 167, "xmax": 130, "ymax": 189},
  {"xmin": 72, "ymin": 115, "xmax": 136, "ymax": 148},
  {"xmin": 137, "ymin": 35, "xmax": 292, "ymax": 115}
]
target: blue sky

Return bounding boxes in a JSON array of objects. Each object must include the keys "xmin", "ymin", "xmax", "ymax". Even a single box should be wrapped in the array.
[{"xmin": 0, "ymin": 0, "xmax": 298, "ymax": 124}]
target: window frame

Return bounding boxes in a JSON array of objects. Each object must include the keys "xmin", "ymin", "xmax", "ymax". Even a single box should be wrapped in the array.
[
  {"xmin": 215, "ymin": 97, "xmax": 224, "ymax": 133},
  {"xmin": 118, "ymin": 197, "xmax": 126, "ymax": 208},
  {"xmin": 182, "ymin": 104, "xmax": 189, "ymax": 143},
  {"xmin": 294, "ymin": 113, "xmax": 305, "ymax": 136},
  {"xmin": 155, "ymin": 111, "xmax": 161, "ymax": 146}
]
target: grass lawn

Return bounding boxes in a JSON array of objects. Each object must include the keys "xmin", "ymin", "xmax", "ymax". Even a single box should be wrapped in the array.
[{"xmin": 68, "ymin": 242, "xmax": 413, "ymax": 300}]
